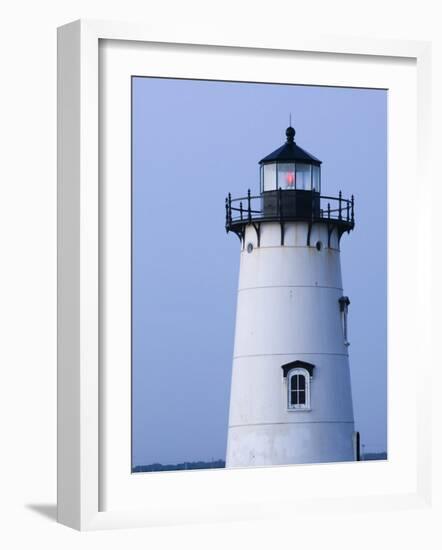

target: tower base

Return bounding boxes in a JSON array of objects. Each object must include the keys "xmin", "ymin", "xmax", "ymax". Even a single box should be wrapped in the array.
[{"xmin": 226, "ymin": 421, "xmax": 355, "ymax": 468}]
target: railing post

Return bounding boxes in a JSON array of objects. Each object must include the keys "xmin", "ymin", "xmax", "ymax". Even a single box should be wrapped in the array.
[
  {"xmin": 228, "ymin": 193, "xmax": 232, "ymax": 225},
  {"xmin": 327, "ymin": 202, "xmax": 331, "ymax": 219},
  {"xmin": 240, "ymin": 201, "xmax": 243, "ymax": 221},
  {"xmin": 347, "ymin": 201, "xmax": 350, "ymax": 222},
  {"xmin": 247, "ymin": 189, "xmax": 252, "ymax": 223},
  {"xmin": 225, "ymin": 197, "xmax": 229, "ymax": 226},
  {"xmin": 351, "ymin": 195, "xmax": 354, "ymax": 223},
  {"xmin": 338, "ymin": 191, "xmax": 342, "ymax": 220}
]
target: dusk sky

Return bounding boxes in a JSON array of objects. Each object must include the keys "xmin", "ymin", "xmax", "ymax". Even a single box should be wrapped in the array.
[{"xmin": 131, "ymin": 77, "xmax": 387, "ymax": 467}]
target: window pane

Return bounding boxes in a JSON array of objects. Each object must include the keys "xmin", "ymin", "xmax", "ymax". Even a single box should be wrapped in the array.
[
  {"xmin": 263, "ymin": 163, "xmax": 276, "ymax": 191},
  {"xmin": 298, "ymin": 375, "xmax": 305, "ymax": 390},
  {"xmin": 277, "ymin": 163, "xmax": 296, "ymax": 190},
  {"xmin": 312, "ymin": 165, "xmax": 321, "ymax": 192},
  {"xmin": 298, "ymin": 390, "xmax": 306, "ymax": 405},
  {"xmin": 296, "ymin": 164, "xmax": 311, "ymax": 190},
  {"xmin": 290, "ymin": 391, "xmax": 298, "ymax": 405},
  {"xmin": 291, "ymin": 374, "xmax": 299, "ymax": 390}
]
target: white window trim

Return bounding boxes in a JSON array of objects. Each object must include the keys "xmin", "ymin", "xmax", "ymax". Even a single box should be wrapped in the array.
[{"xmin": 287, "ymin": 368, "xmax": 311, "ymax": 411}]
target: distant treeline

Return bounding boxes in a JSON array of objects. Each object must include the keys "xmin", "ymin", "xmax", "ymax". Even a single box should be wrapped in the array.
[
  {"xmin": 363, "ymin": 452, "xmax": 387, "ymax": 461},
  {"xmin": 133, "ymin": 459, "xmax": 226, "ymax": 473},
  {"xmin": 133, "ymin": 453, "xmax": 387, "ymax": 472}
]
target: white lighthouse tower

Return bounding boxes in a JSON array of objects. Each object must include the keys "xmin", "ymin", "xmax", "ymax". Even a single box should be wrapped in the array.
[{"xmin": 225, "ymin": 126, "xmax": 356, "ymax": 467}]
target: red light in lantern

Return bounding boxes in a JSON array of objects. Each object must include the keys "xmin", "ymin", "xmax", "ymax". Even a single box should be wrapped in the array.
[{"xmin": 286, "ymin": 172, "xmax": 295, "ymax": 187}]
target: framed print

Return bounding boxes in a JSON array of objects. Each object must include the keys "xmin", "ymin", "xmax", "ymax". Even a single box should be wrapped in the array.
[{"xmin": 57, "ymin": 19, "xmax": 434, "ymax": 531}]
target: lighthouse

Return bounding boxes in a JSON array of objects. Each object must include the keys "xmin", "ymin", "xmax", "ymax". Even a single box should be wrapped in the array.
[{"xmin": 225, "ymin": 126, "xmax": 356, "ymax": 467}]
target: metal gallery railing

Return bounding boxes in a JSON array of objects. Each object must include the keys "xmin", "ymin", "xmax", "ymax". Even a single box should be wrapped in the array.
[{"xmin": 225, "ymin": 189, "xmax": 354, "ymax": 230}]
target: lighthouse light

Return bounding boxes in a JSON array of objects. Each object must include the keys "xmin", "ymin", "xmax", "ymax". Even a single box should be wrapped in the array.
[
  {"xmin": 285, "ymin": 171, "xmax": 295, "ymax": 187},
  {"xmin": 277, "ymin": 163, "xmax": 296, "ymax": 190}
]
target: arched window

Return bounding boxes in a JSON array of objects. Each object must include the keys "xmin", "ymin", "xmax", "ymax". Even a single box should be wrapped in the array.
[{"xmin": 288, "ymin": 368, "xmax": 311, "ymax": 410}]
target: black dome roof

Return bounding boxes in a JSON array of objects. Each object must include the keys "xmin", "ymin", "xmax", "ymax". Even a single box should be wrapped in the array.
[{"xmin": 259, "ymin": 127, "xmax": 321, "ymax": 166}]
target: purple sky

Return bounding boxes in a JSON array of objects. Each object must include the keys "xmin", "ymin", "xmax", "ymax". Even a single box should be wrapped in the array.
[{"xmin": 132, "ymin": 77, "xmax": 387, "ymax": 466}]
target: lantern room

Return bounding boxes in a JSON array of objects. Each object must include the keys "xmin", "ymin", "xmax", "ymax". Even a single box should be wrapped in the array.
[
  {"xmin": 259, "ymin": 126, "xmax": 321, "ymax": 193},
  {"xmin": 225, "ymin": 124, "xmax": 354, "ymax": 245}
]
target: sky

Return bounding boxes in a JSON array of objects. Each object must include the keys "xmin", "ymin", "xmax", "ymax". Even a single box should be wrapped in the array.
[{"xmin": 131, "ymin": 77, "xmax": 387, "ymax": 467}]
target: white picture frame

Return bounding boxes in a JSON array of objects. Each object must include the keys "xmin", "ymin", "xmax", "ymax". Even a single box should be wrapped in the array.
[{"xmin": 57, "ymin": 19, "xmax": 435, "ymax": 531}]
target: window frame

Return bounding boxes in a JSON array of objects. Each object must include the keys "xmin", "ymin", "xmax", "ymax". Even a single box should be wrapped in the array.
[{"xmin": 287, "ymin": 367, "xmax": 311, "ymax": 411}]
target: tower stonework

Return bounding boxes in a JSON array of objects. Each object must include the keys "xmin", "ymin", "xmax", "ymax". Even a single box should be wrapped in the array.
[{"xmin": 225, "ymin": 127, "xmax": 356, "ymax": 467}]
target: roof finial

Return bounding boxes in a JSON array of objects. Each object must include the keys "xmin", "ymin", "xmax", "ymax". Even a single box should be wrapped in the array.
[
  {"xmin": 286, "ymin": 122, "xmax": 295, "ymax": 143},
  {"xmin": 289, "ymin": 112, "xmax": 292, "ymax": 127}
]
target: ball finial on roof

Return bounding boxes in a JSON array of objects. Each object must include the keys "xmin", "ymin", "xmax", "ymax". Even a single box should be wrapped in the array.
[{"xmin": 286, "ymin": 126, "xmax": 295, "ymax": 143}]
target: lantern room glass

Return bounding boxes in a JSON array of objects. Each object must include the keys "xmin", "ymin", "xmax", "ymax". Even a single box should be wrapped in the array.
[
  {"xmin": 296, "ymin": 164, "xmax": 311, "ymax": 190},
  {"xmin": 312, "ymin": 165, "xmax": 321, "ymax": 192},
  {"xmin": 277, "ymin": 163, "xmax": 296, "ymax": 190},
  {"xmin": 261, "ymin": 162, "xmax": 321, "ymax": 192},
  {"xmin": 262, "ymin": 163, "xmax": 276, "ymax": 191}
]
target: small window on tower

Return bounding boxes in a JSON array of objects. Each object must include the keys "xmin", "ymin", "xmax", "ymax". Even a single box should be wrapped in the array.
[
  {"xmin": 288, "ymin": 368, "xmax": 311, "ymax": 410},
  {"xmin": 339, "ymin": 296, "xmax": 350, "ymax": 346}
]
